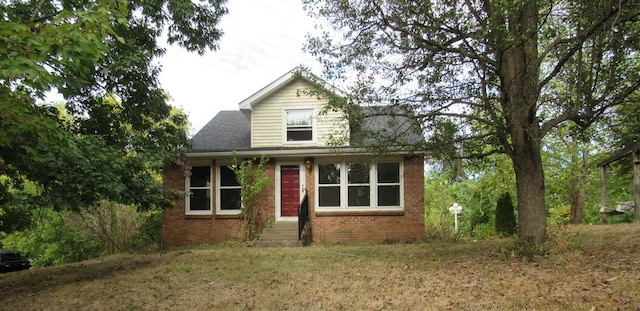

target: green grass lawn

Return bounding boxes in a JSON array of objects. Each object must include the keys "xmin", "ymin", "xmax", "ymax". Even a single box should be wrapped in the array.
[{"xmin": 1, "ymin": 223, "xmax": 639, "ymax": 310}]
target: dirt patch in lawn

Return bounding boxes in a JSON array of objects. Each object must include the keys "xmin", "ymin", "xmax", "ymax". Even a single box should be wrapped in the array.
[{"xmin": 1, "ymin": 223, "xmax": 639, "ymax": 310}]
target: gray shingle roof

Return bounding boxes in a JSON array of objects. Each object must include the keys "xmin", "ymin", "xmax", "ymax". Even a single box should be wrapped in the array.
[
  {"xmin": 190, "ymin": 111, "xmax": 250, "ymax": 152},
  {"xmin": 188, "ymin": 70, "xmax": 423, "ymax": 154},
  {"xmin": 351, "ymin": 106, "xmax": 424, "ymax": 148},
  {"xmin": 189, "ymin": 108, "xmax": 424, "ymax": 154}
]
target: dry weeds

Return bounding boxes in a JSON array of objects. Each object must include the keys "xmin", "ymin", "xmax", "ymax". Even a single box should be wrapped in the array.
[{"xmin": 1, "ymin": 224, "xmax": 639, "ymax": 310}]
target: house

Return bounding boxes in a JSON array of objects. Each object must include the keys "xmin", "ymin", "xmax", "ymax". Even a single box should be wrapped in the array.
[{"xmin": 162, "ymin": 68, "xmax": 425, "ymax": 246}]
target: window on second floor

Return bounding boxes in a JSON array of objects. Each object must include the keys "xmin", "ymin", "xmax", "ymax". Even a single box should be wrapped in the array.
[{"xmin": 284, "ymin": 108, "xmax": 314, "ymax": 143}]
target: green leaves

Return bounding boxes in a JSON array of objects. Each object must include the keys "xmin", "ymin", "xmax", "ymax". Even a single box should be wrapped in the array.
[
  {"xmin": 306, "ymin": 0, "xmax": 640, "ymax": 242},
  {"xmin": 0, "ymin": 0, "xmax": 126, "ymax": 98},
  {"xmin": 165, "ymin": 0, "xmax": 227, "ymax": 54},
  {"xmin": 230, "ymin": 154, "xmax": 271, "ymax": 242},
  {"xmin": 3, "ymin": 100, "xmax": 185, "ymax": 211},
  {"xmin": 1, "ymin": 0, "xmax": 225, "ymax": 213}
]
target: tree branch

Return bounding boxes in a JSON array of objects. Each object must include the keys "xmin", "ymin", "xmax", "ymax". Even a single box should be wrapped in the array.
[
  {"xmin": 539, "ymin": 2, "xmax": 638, "ymax": 90},
  {"xmin": 29, "ymin": 0, "xmax": 47, "ymax": 22}
]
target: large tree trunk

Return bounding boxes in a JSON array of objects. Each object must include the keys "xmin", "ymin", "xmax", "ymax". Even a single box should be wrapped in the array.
[
  {"xmin": 494, "ymin": 1, "xmax": 547, "ymax": 242},
  {"xmin": 512, "ymin": 146, "xmax": 547, "ymax": 242}
]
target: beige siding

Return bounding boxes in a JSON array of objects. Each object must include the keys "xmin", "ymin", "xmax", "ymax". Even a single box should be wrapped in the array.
[{"xmin": 251, "ymin": 79, "xmax": 349, "ymax": 148}]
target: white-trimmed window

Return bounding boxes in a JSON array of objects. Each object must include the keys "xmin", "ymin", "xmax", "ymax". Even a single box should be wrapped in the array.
[
  {"xmin": 318, "ymin": 163, "xmax": 341, "ymax": 207},
  {"xmin": 284, "ymin": 108, "xmax": 314, "ymax": 142},
  {"xmin": 186, "ymin": 166, "xmax": 212, "ymax": 215},
  {"xmin": 347, "ymin": 163, "xmax": 370, "ymax": 207},
  {"xmin": 217, "ymin": 165, "xmax": 242, "ymax": 215},
  {"xmin": 316, "ymin": 161, "xmax": 403, "ymax": 210},
  {"xmin": 376, "ymin": 163, "xmax": 401, "ymax": 206}
]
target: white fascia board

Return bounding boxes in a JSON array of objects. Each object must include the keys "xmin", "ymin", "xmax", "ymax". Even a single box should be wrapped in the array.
[
  {"xmin": 238, "ymin": 68, "xmax": 299, "ymax": 111},
  {"xmin": 238, "ymin": 67, "xmax": 347, "ymax": 111},
  {"xmin": 186, "ymin": 148, "xmax": 424, "ymax": 159},
  {"xmin": 187, "ymin": 148, "xmax": 361, "ymax": 158}
]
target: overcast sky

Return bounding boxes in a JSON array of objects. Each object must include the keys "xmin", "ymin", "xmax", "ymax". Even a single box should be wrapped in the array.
[{"xmin": 159, "ymin": 0, "xmax": 322, "ymax": 134}]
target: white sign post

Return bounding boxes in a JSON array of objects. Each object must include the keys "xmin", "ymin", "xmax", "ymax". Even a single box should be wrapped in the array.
[{"xmin": 448, "ymin": 202, "xmax": 463, "ymax": 234}]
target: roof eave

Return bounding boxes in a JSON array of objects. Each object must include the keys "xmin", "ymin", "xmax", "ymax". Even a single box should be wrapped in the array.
[
  {"xmin": 238, "ymin": 67, "xmax": 347, "ymax": 111},
  {"xmin": 238, "ymin": 68, "xmax": 299, "ymax": 111},
  {"xmin": 597, "ymin": 144, "xmax": 640, "ymax": 167},
  {"xmin": 186, "ymin": 147, "xmax": 425, "ymax": 159}
]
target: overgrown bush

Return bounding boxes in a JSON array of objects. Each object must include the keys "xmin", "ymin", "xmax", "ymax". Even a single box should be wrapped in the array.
[
  {"xmin": 512, "ymin": 236, "xmax": 546, "ymax": 261},
  {"xmin": 230, "ymin": 154, "xmax": 270, "ymax": 243},
  {"xmin": 469, "ymin": 221, "xmax": 498, "ymax": 240},
  {"xmin": 499, "ymin": 235, "xmax": 546, "ymax": 262},
  {"xmin": 1, "ymin": 201, "xmax": 161, "ymax": 267},
  {"xmin": 495, "ymin": 192, "xmax": 517, "ymax": 236},
  {"xmin": 133, "ymin": 209, "xmax": 163, "ymax": 250},
  {"xmin": 1, "ymin": 209, "xmax": 103, "ymax": 267},
  {"xmin": 424, "ymin": 176, "xmax": 457, "ymax": 241},
  {"xmin": 64, "ymin": 200, "xmax": 155, "ymax": 253},
  {"xmin": 424, "ymin": 175, "xmax": 500, "ymax": 241},
  {"xmin": 0, "ymin": 177, "xmax": 41, "ymax": 234},
  {"xmin": 460, "ymin": 202, "xmax": 493, "ymax": 238},
  {"xmin": 0, "ymin": 200, "xmax": 34, "ymax": 234},
  {"xmin": 545, "ymin": 225, "xmax": 584, "ymax": 255},
  {"xmin": 548, "ymin": 204, "xmax": 571, "ymax": 225},
  {"xmin": 424, "ymin": 206, "xmax": 456, "ymax": 241}
]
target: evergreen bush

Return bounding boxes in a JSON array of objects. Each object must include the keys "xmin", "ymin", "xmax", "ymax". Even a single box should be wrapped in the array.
[{"xmin": 495, "ymin": 192, "xmax": 517, "ymax": 236}]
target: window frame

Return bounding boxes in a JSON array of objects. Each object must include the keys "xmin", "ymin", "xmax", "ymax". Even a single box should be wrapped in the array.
[
  {"xmin": 216, "ymin": 164, "xmax": 243, "ymax": 215},
  {"xmin": 347, "ymin": 163, "xmax": 372, "ymax": 208},
  {"xmin": 282, "ymin": 107, "xmax": 316, "ymax": 144},
  {"xmin": 185, "ymin": 164, "xmax": 213, "ymax": 215},
  {"xmin": 317, "ymin": 163, "xmax": 341, "ymax": 207},
  {"xmin": 376, "ymin": 162, "xmax": 402, "ymax": 207},
  {"xmin": 315, "ymin": 159, "xmax": 404, "ymax": 211}
]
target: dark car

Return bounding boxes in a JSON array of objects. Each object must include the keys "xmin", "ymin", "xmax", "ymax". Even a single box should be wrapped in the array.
[{"xmin": 0, "ymin": 249, "xmax": 31, "ymax": 273}]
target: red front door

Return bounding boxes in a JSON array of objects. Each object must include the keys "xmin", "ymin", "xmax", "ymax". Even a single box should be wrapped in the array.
[{"xmin": 280, "ymin": 165, "xmax": 300, "ymax": 217}]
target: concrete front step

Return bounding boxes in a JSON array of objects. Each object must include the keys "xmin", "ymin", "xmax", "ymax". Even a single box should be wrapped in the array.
[
  {"xmin": 258, "ymin": 222, "xmax": 301, "ymax": 247},
  {"xmin": 256, "ymin": 240, "xmax": 303, "ymax": 247},
  {"xmin": 262, "ymin": 227, "xmax": 298, "ymax": 234},
  {"xmin": 260, "ymin": 233, "xmax": 298, "ymax": 241},
  {"xmin": 267, "ymin": 222, "xmax": 298, "ymax": 229}
]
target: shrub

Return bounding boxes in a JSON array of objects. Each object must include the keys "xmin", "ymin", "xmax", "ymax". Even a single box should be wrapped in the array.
[
  {"xmin": 424, "ymin": 206, "xmax": 456, "ymax": 241},
  {"xmin": 64, "ymin": 200, "xmax": 154, "ymax": 254},
  {"xmin": 230, "ymin": 154, "xmax": 271, "ymax": 242},
  {"xmin": 495, "ymin": 192, "xmax": 517, "ymax": 236},
  {"xmin": 512, "ymin": 235, "xmax": 546, "ymax": 261},
  {"xmin": 470, "ymin": 221, "xmax": 498, "ymax": 240},
  {"xmin": 548, "ymin": 204, "xmax": 571, "ymax": 225},
  {"xmin": 1, "ymin": 209, "xmax": 103, "ymax": 267},
  {"xmin": 132, "ymin": 209, "xmax": 163, "ymax": 251}
]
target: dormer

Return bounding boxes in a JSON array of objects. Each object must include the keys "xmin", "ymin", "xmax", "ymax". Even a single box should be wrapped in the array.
[{"xmin": 238, "ymin": 68, "xmax": 349, "ymax": 148}]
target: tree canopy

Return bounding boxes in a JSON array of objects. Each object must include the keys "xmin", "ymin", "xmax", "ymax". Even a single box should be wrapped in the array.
[
  {"xmin": 1, "ymin": 0, "xmax": 228, "ymax": 211},
  {"xmin": 304, "ymin": 0, "xmax": 640, "ymax": 241}
]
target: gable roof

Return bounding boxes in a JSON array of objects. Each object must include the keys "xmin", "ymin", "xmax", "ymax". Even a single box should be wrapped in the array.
[
  {"xmin": 191, "ymin": 110, "xmax": 250, "ymax": 152},
  {"xmin": 188, "ymin": 68, "xmax": 425, "ymax": 155},
  {"xmin": 238, "ymin": 67, "xmax": 345, "ymax": 111}
]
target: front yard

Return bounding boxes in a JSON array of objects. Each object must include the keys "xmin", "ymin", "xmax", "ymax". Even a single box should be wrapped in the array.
[{"xmin": 1, "ymin": 224, "xmax": 639, "ymax": 310}]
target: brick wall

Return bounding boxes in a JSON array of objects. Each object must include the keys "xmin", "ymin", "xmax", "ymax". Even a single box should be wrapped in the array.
[
  {"xmin": 309, "ymin": 156, "xmax": 425, "ymax": 243},
  {"xmin": 162, "ymin": 160, "xmax": 277, "ymax": 247},
  {"xmin": 162, "ymin": 156, "xmax": 425, "ymax": 247}
]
